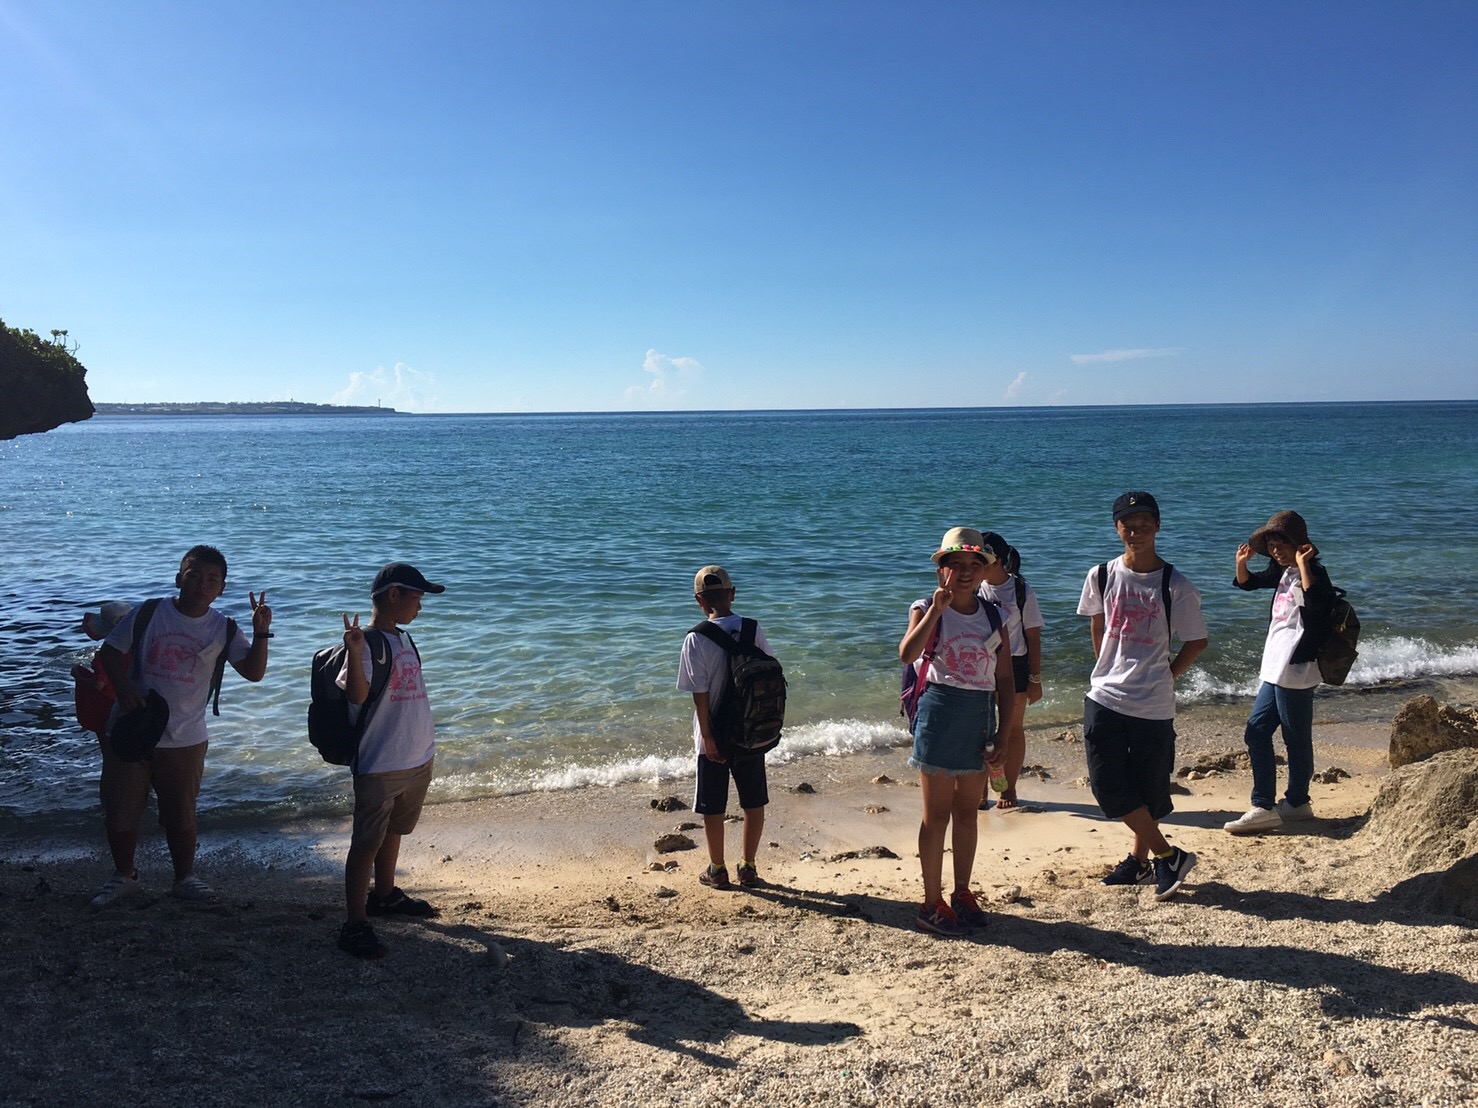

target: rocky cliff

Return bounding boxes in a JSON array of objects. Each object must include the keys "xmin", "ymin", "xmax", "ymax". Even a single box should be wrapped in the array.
[{"xmin": 0, "ymin": 318, "xmax": 94, "ymax": 440}]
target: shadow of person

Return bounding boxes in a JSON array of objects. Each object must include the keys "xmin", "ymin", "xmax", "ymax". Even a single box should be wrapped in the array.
[
  {"xmin": 984, "ymin": 911, "xmax": 1478, "ymax": 1025},
  {"xmin": 419, "ymin": 920, "xmax": 863, "ymax": 1068}
]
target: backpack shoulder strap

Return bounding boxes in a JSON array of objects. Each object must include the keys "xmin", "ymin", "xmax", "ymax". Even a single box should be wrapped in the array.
[
  {"xmin": 1014, "ymin": 575, "xmax": 1026, "ymax": 614},
  {"xmin": 1096, "ymin": 562, "xmax": 1108, "ymax": 596},
  {"xmin": 207, "ymin": 616, "xmax": 237, "ymax": 717},
  {"xmin": 364, "ymin": 629, "xmax": 396, "ymax": 708},
  {"xmin": 128, "ymin": 598, "xmax": 163, "ymax": 681},
  {"xmin": 690, "ymin": 621, "xmax": 738, "ymax": 654},
  {"xmin": 1160, "ymin": 563, "xmax": 1175, "ymax": 631},
  {"xmin": 738, "ymin": 618, "xmax": 758, "ymax": 650},
  {"xmin": 982, "ymin": 598, "xmax": 1003, "ymax": 638}
]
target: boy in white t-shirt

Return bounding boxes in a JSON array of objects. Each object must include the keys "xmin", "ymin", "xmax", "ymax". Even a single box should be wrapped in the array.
[
  {"xmin": 334, "ymin": 562, "xmax": 445, "ymax": 959},
  {"xmin": 1077, "ymin": 492, "xmax": 1208, "ymax": 901},
  {"xmin": 676, "ymin": 565, "xmax": 775, "ymax": 892},
  {"xmin": 89, "ymin": 545, "xmax": 272, "ymax": 910}
]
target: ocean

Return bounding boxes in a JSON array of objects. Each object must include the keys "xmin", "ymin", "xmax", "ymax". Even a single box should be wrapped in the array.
[{"xmin": 3, "ymin": 402, "xmax": 1476, "ymax": 828}]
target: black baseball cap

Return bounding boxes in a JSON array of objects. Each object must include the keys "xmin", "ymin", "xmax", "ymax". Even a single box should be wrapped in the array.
[
  {"xmin": 371, "ymin": 562, "xmax": 446, "ymax": 597},
  {"xmin": 1112, "ymin": 491, "xmax": 1160, "ymax": 523}
]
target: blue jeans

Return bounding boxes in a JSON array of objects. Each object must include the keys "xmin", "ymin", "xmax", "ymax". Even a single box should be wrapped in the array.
[{"xmin": 1243, "ymin": 682, "xmax": 1315, "ymax": 809}]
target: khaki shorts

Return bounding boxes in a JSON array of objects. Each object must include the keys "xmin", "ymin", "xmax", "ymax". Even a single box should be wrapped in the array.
[
  {"xmin": 98, "ymin": 738, "xmax": 208, "ymax": 836},
  {"xmin": 351, "ymin": 757, "xmax": 434, "ymax": 855}
]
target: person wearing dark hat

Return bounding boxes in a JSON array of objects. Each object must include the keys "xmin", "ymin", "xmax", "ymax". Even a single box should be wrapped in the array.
[
  {"xmin": 334, "ymin": 562, "xmax": 446, "ymax": 959},
  {"xmin": 1077, "ymin": 492, "xmax": 1207, "ymax": 901},
  {"xmin": 1225, "ymin": 511, "xmax": 1336, "ymax": 834},
  {"xmin": 977, "ymin": 532, "xmax": 1045, "ymax": 810},
  {"xmin": 89, "ymin": 545, "xmax": 273, "ymax": 910}
]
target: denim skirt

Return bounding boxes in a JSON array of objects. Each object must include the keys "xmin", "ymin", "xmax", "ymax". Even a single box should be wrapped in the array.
[{"xmin": 908, "ymin": 683, "xmax": 996, "ymax": 776}]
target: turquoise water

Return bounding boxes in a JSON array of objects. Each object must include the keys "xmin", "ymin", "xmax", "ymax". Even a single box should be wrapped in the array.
[{"xmin": 3, "ymin": 402, "xmax": 1476, "ymax": 823}]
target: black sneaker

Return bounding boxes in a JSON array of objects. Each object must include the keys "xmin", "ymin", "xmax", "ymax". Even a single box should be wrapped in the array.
[
  {"xmin": 1102, "ymin": 854, "xmax": 1154, "ymax": 886},
  {"xmin": 337, "ymin": 920, "xmax": 388, "ymax": 959},
  {"xmin": 1153, "ymin": 847, "xmax": 1197, "ymax": 901}
]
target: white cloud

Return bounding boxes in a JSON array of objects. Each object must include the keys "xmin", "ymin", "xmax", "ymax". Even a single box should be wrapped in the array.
[
  {"xmin": 332, "ymin": 363, "xmax": 437, "ymax": 413},
  {"xmin": 1004, "ymin": 371, "xmax": 1028, "ymax": 401},
  {"xmin": 1069, "ymin": 347, "xmax": 1187, "ymax": 365},
  {"xmin": 623, "ymin": 348, "xmax": 702, "ymax": 407}
]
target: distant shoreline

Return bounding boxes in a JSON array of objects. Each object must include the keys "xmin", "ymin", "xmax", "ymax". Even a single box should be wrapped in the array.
[{"xmin": 93, "ymin": 401, "xmax": 402, "ymax": 416}]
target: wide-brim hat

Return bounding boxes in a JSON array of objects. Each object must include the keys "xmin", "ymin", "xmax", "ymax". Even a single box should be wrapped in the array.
[
  {"xmin": 1248, "ymin": 510, "xmax": 1315, "ymax": 556},
  {"xmin": 108, "ymin": 690, "xmax": 170, "ymax": 762},
  {"xmin": 932, "ymin": 527, "xmax": 996, "ymax": 566}
]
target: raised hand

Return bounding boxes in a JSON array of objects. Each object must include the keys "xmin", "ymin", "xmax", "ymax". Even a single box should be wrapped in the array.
[
  {"xmin": 249, "ymin": 590, "xmax": 273, "ymax": 636},
  {"xmin": 342, "ymin": 612, "xmax": 365, "ymax": 652}
]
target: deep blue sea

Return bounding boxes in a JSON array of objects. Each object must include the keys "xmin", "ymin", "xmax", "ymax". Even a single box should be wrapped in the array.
[{"xmin": 3, "ymin": 403, "xmax": 1476, "ymax": 826}]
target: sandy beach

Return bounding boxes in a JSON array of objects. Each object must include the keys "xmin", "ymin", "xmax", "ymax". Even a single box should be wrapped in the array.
[{"xmin": 2, "ymin": 714, "xmax": 1475, "ymax": 1107}]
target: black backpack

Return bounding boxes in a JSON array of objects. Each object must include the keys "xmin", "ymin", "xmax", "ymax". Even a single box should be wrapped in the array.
[
  {"xmin": 307, "ymin": 629, "xmax": 402, "ymax": 767},
  {"xmin": 689, "ymin": 619, "xmax": 786, "ymax": 759},
  {"xmin": 1316, "ymin": 588, "xmax": 1361, "ymax": 685}
]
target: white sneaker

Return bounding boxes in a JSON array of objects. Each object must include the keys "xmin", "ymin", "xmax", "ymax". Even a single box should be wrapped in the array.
[
  {"xmin": 171, "ymin": 874, "xmax": 222, "ymax": 905},
  {"xmin": 1278, "ymin": 799, "xmax": 1315, "ymax": 821},
  {"xmin": 1223, "ymin": 806, "xmax": 1283, "ymax": 834},
  {"xmin": 89, "ymin": 872, "xmax": 142, "ymax": 911}
]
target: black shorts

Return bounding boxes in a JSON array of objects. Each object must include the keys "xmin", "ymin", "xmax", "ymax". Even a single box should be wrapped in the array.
[
  {"xmin": 1082, "ymin": 697, "xmax": 1176, "ymax": 821},
  {"xmin": 693, "ymin": 752, "xmax": 769, "ymax": 815},
  {"xmin": 1011, "ymin": 654, "xmax": 1031, "ymax": 695}
]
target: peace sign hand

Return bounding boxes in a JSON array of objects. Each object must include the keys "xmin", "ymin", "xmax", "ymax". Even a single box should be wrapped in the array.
[
  {"xmin": 342, "ymin": 612, "xmax": 365, "ymax": 652},
  {"xmin": 249, "ymin": 590, "xmax": 273, "ymax": 636}
]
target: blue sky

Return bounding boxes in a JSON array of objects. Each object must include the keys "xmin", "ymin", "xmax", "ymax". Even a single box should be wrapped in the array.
[{"xmin": 3, "ymin": 2, "xmax": 1474, "ymax": 412}]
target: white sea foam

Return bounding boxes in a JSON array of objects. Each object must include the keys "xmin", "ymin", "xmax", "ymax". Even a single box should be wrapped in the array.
[{"xmin": 1179, "ymin": 636, "xmax": 1478, "ymax": 703}]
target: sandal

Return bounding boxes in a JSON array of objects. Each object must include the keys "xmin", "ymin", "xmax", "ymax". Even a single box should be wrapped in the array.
[
  {"xmin": 366, "ymin": 886, "xmax": 440, "ymax": 918},
  {"xmin": 996, "ymin": 788, "xmax": 1019, "ymax": 810},
  {"xmin": 337, "ymin": 920, "xmax": 388, "ymax": 959}
]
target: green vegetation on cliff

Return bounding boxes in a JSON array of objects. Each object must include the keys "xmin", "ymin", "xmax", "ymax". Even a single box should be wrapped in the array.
[{"xmin": 0, "ymin": 317, "xmax": 93, "ymax": 439}]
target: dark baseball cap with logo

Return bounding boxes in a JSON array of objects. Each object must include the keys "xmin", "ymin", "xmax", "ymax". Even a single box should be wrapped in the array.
[
  {"xmin": 371, "ymin": 562, "xmax": 446, "ymax": 597},
  {"xmin": 1112, "ymin": 491, "xmax": 1160, "ymax": 523}
]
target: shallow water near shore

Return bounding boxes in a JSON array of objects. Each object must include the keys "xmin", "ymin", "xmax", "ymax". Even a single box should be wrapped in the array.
[{"xmin": 2, "ymin": 401, "xmax": 1476, "ymax": 824}]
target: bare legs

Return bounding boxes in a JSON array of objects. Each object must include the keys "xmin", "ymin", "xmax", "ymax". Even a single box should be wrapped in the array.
[{"xmin": 919, "ymin": 770, "xmax": 988, "ymax": 905}]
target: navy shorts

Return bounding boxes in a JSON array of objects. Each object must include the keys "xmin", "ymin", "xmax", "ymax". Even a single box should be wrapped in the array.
[
  {"xmin": 694, "ymin": 752, "xmax": 769, "ymax": 815},
  {"xmin": 1082, "ymin": 697, "xmax": 1176, "ymax": 821},
  {"xmin": 1011, "ymin": 654, "xmax": 1031, "ymax": 695}
]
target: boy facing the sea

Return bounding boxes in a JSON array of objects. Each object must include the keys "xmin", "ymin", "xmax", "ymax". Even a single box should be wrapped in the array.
[
  {"xmin": 1077, "ymin": 492, "xmax": 1207, "ymax": 901},
  {"xmin": 89, "ymin": 545, "xmax": 272, "ymax": 910},
  {"xmin": 335, "ymin": 562, "xmax": 445, "ymax": 959},
  {"xmin": 677, "ymin": 565, "xmax": 774, "ymax": 890}
]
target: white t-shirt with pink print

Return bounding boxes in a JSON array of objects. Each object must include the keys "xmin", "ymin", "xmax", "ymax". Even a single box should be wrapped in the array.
[
  {"xmin": 336, "ymin": 629, "xmax": 435, "ymax": 775},
  {"xmin": 1259, "ymin": 567, "xmax": 1321, "ymax": 689},
  {"xmin": 1078, "ymin": 558, "xmax": 1207, "ymax": 720},
  {"xmin": 908, "ymin": 598, "xmax": 1006, "ymax": 692}
]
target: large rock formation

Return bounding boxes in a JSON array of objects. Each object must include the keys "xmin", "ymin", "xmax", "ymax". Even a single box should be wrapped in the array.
[
  {"xmin": 1360, "ymin": 748, "xmax": 1478, "ymax": 920},
  {"xmin": 0, "ymin": 318, "xmax": 94, "ymax": 440},
  {"xmin": 1389, "ymin": 695, "xmax": 1478, "ymax": 768}
]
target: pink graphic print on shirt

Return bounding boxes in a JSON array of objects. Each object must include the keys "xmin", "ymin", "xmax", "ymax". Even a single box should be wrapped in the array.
[
  {"xmin": 143, "ymin": 632, "xmax": 208, "ymax": 686},
  {"xmin": 387, "ymin": 650, "xmax": 427, "ymax": 703},
  {"xmin": 1105, "ymin": 589, "xmax": 1162, "ymax": 648},
  {"xmin": 1271, "ymin": 577, "xmax": 1301, "ymax": 625},
  {"xmin": 937, "ymin": 634, "xmax": 992, "ymax": 683}
]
